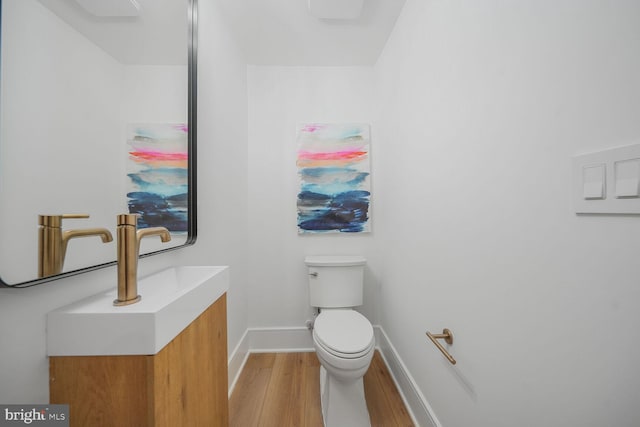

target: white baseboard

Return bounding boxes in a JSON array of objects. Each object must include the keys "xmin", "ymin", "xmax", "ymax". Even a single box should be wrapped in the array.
[
  {"xmin": 247, "ymin": 326, "xmax": 315, "ymax": 353},
  {"xmin": 227, "ymin": 325, "xmax": 440, "ymax": 427},
  {"xmin": 375, "ymin": 326, "xmax": 442, "ymax": 427},
  {"xmin": 227, "ymin": 328, "xmax": 250, "ymax": 397}
]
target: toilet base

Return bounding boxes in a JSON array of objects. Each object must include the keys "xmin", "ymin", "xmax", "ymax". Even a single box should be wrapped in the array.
[{"xmin": 319, "ymin": 365, "xmax": 371, "ymax": 427}]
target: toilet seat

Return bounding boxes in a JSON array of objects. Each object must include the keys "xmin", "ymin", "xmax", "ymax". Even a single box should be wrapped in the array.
[{"xmin": 313, "ymin": 310, "xmax": 374, "ymax": 359}]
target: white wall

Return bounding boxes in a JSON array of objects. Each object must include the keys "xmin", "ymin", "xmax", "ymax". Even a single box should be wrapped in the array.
[
  {"xmin": 246, "ymin": 66, "xmax": 380, "ymax": 328},
  {"xmin": 375, "ymin": 1, "xmax": 640, "ymax": 426},
  {"xmin": 0, "ymin": 0, "xmax": 249, "ymax": 403},
  {"xmin": 197, "ymin": 0, "xmax": 249, "ymax": 370},
  {"xmin": 122, "ymin": 66, "xmax": 188, "ymax": 124}
]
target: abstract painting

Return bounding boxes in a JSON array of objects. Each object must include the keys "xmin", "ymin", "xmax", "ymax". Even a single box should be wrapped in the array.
[
  {"xmin": 126, "ymin": 123, "xmax": 188, "ymax": 232},
  {"xmin": 297, "ymin": 123, "xmax": 371, "ymax": 233}
]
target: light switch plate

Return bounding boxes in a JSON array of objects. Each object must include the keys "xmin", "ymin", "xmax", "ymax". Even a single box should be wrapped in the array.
[{"xmin": 573, "ymin": 143, "xmax": 640, "ymax": 214}]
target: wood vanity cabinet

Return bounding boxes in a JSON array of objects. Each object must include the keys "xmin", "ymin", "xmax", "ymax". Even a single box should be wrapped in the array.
[{"xmin": 49, "ymin": 294, "xmax": 229, "ymax": 427}]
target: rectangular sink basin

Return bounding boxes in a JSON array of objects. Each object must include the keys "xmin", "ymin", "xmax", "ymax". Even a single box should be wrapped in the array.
[{"xmin": 47, "ymin": 266, "xmax": 229, "ymax": 356}]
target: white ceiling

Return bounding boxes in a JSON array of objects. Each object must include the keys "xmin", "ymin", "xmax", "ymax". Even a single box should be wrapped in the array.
[
  {"xmin": 214, "ymin": 0, "xmax": 407, "ymax": 66},
  {"xmin": 37, "ymin": 0, "xmax": 406, "ymax": 67},
  {"xmin": 37, "ymin": 0, "xmax": 187, "ymax": 65}
]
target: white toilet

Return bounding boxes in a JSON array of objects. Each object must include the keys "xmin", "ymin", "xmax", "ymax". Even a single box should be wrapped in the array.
[{"xmin": 305, "ymin": 255, "xmax": 375, "ymax": 427}]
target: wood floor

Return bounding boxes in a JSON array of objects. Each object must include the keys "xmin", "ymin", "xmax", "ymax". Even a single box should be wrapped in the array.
[{"xmin": 229, "ymin": 351, "xmax": 414, "ymax": 427}]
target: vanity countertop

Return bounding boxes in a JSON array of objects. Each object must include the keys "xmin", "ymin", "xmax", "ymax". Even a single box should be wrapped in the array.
[{"xmin": 47, "ymin": 266, "xmax": 229, "ymax": 356}]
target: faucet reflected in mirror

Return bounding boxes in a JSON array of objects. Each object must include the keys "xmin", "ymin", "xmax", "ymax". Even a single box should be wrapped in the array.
[
  {"xmin": 114, "ymin": 214, "xmax": 171, "ymax": 306},
  {"xmin": 38, "ymin": 214, "xmax": 113, "ymax": 278}
]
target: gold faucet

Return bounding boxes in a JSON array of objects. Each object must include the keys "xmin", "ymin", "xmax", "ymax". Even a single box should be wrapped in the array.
[
  {"xmin": 114, "ymin": 214, "xmax": 171, "ymax": 306},
  {"xmin": 38, "ymin": 214, "xmax": 113, "ymax": 278}
]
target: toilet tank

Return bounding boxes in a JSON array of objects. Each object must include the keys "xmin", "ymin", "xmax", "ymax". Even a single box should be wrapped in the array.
[{"xmin": 305, "ymin": 255, "xmax": 366, "ymax": 308}]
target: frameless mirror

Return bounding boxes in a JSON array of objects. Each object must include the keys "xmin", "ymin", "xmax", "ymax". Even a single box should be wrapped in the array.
[{"xmin": 0, "ymin": 0, "xmax": 197, "ymax": 287}]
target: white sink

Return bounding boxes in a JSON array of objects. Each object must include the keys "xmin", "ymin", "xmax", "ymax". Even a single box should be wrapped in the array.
[{"xmin": 47, "ymin": 266, "xmax": 229, "ymax": 356}]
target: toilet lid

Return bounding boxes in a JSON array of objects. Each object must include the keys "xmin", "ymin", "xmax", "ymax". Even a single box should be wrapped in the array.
[{"xmin": 314, "ymin": 310, "xmax": 374, "ymax": 355}]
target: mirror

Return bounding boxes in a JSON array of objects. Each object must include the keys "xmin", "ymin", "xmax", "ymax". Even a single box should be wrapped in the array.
[{"xmin": 0, "ymin": 0, "xmax": 197, "ymax": 287}]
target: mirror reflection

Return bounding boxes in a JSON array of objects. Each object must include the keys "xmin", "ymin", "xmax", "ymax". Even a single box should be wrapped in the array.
[{"xmin": 0, "ymin": 0, "xmax": 196, "ymax": 286}]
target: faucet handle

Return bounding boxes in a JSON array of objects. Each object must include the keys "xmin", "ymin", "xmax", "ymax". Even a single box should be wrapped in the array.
[
  {"xmin": 61, "ymin": 214, "xmax": 90, "ymax": 219},
  {"xmin": 39, "ymin": 214, "xmax": 90, "ymax": 227},
  {"xmin": 117, "ymin": 213, "xmax": 140, "ymax": 226}
]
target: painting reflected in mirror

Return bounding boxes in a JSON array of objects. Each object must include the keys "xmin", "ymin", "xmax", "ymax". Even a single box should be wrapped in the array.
[{"xmin": 0, "ymin": 0, "xmax": 197, "ymax": 287}]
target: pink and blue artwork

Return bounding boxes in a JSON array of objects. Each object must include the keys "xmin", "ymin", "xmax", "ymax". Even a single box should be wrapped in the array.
[
  {"xmin": 126, "ymin": 123, "xmax": 188, "ymax": 232},
  {"xmin": 297, "ymin": 123, "xmax": 371, "ymax": 233}
]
